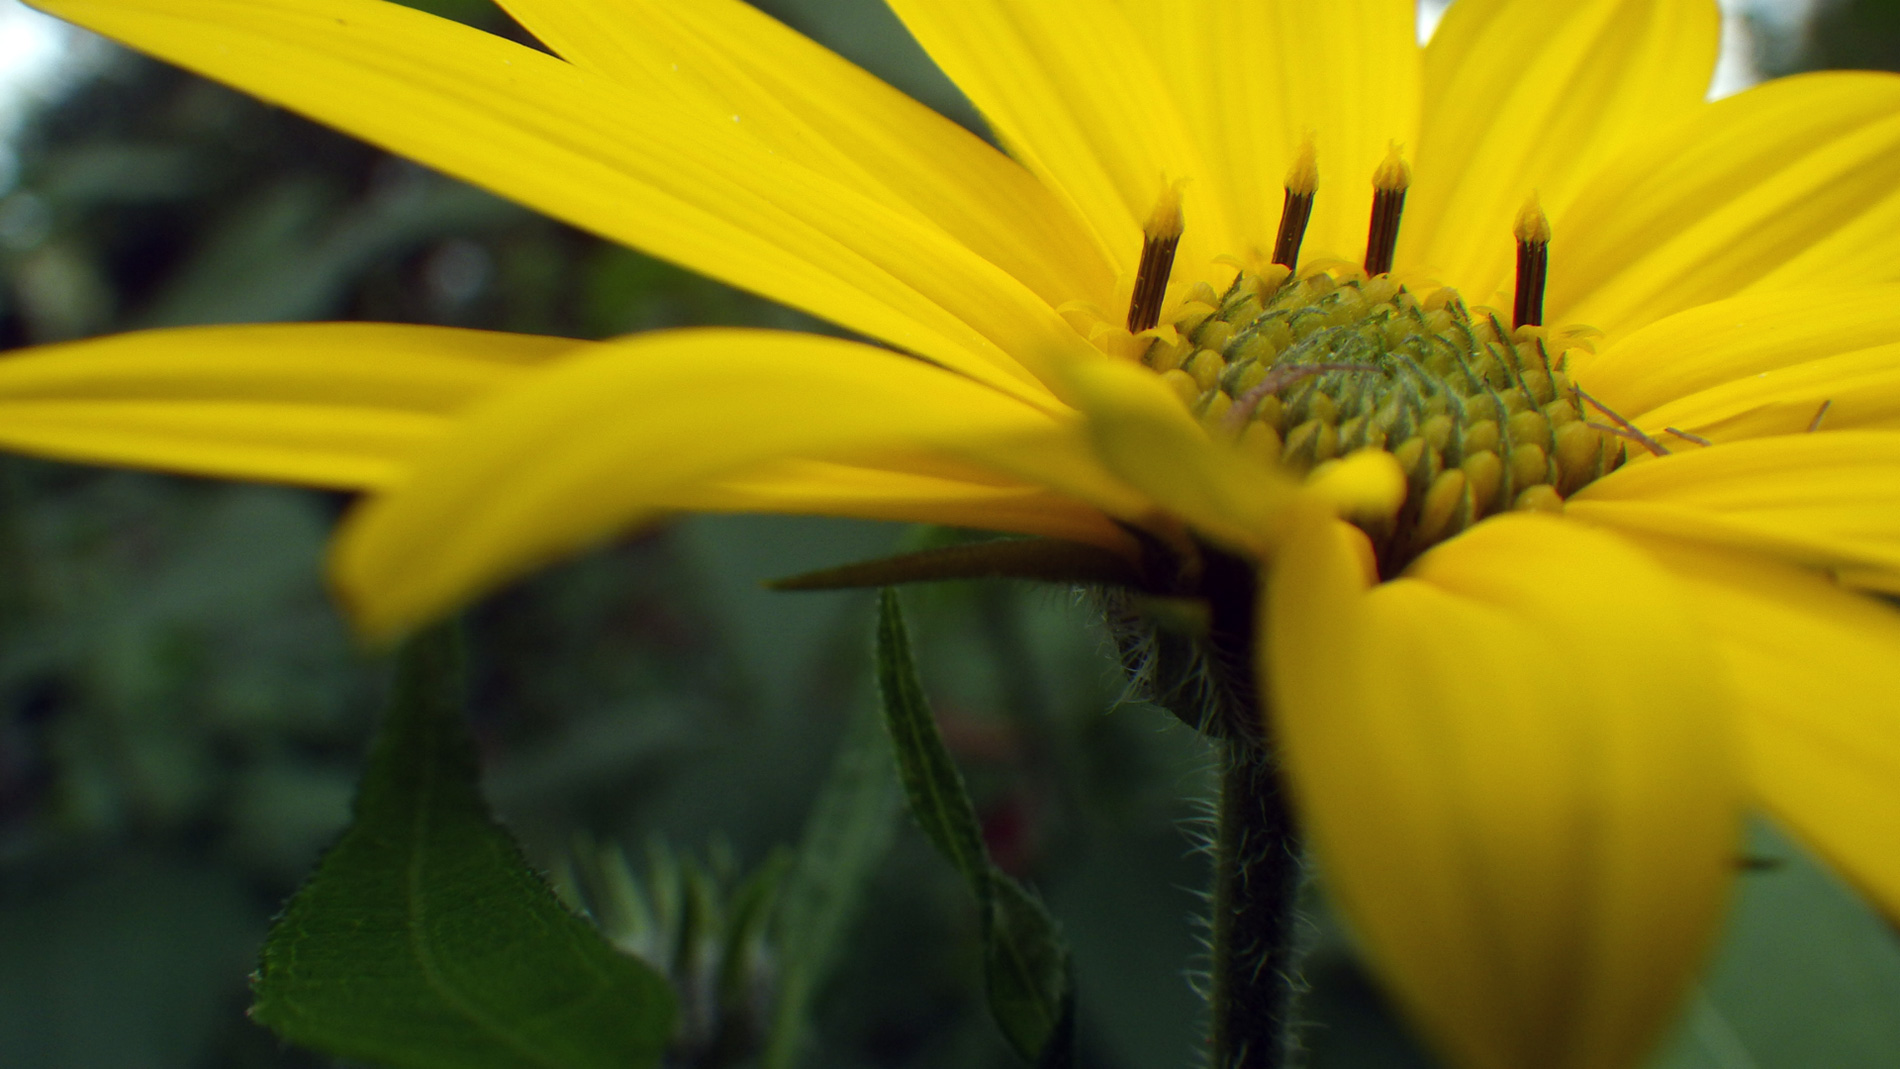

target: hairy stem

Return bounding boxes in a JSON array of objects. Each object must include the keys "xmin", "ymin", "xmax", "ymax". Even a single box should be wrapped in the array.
[{"xmin": 1208, "ymin": 739, "xmax": 1304, "ymax": 1069}]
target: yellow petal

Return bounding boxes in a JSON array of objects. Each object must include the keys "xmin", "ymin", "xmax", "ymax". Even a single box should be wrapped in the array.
[
  {"xmin": 661, "ymin": 458, "xmax": 1139, "ymax": 555},
  {"xmin": 1620, "ymin": 535, "xmax": 1900, "ymax": 928},
  {"xmin": 490, "ymin": 0, "xmax": 1115, "ymax": 311},
  {"xmin": 1630, "ymin": 342, "xmax": 1900, "ymax": 443},
  {"xmin": 1405, "ymin": 0, "xmax": 1719, "ymax": 303},
  {"xmin": 1567, "ymin": 431, "xmax": 1900, "ymax": 576},
  {"xmin": 36, "ymin": 0, "xmax": 1083, "ymax": 403},
  {"xmin": 1306, "ymin": 449, "xmax": 1408, "ymax": 523},
  {"xmin": 1552, "ymin": 72, "xmax": 1900, "ymax": 338},
  {"xmin": 0, "ymin": 323, "xmax": 573, "ymax": 488},
  {"xmin": 330, "ymin": 329, "xmax": 1137, "ymax": 639},
  {"xmin": 1118, "ymin": 0, "xmax": 1419, "ymax": 264},
  {"xmin": 1267, "ymin": 511, "xmax": 1734, "ymax": 1069},
  {"xmin": 1062, "ymin": 358, "xmax": 1294, "ymax": 553},
  {"xmin": 885, "ymin": 0, "xmax": 1233, "ymax": 278},
  {"xmin": 1570, "ymin": 283, "xmax": 1900, "ymax": 417}
]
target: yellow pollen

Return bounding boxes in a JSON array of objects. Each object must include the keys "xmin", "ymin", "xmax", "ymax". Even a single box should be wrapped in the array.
[
  {"xmin": 1127, "ymin": 180, "xmax": 1187, "ymax": 333},
  {"xmin": 1372, "ymin": 140, "xmax": 1411, "ymax": 193},
  {"xmin": 1363, "ymin": 143, "xmax": 1410, "ymax": 277},
  {"xmin": 1513, "ymin": 191, "xmax": 1551, "ymax": 329},
  {"xmin": 1272, "ymin": 135, "xmax": 1319, "ymax": 271},
  {"xmin": 1284, "ymin": 134, "xmax": 1319, "ymax": 197},
  {"xmin": 1143, "ymin": 178, "xmax": 1187, "ymax": 241},
  {"xmin": 1514, "ymin": 191, "xmax": 1552, "ymax": 246}
]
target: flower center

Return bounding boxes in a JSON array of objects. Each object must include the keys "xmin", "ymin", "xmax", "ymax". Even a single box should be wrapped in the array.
[
  {"xmin": 1122, "ymin": 145, "xmax": 1622, "ymax": 574},
  {"xmin": 1147, "ymin": 269, "xmax": 1616, "ymax": 572}
]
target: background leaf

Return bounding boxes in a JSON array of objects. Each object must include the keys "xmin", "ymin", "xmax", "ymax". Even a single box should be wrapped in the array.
[
  {"xmin": 249, "ymin": 626, "xmax": 677, "ymax": 1069},
  {"xmin": 876, "ymin": 589, "xmax": 990, "ymax": 904},
  {"xmin": 763, "ymin": 696, "xmax": 903, "ymax": 1069},
  {"xmin": 875, "ymin": 589, "xmax": 1076, "ymax": 1065}
]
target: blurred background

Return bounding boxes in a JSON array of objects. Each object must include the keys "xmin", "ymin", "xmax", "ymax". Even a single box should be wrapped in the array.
[{"xmin": 0, "ymin": 1, "xmax": 1897, "ymax": 1066}]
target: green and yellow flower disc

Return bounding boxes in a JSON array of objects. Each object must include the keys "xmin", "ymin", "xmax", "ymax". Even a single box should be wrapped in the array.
[{"xmin": 1145, "ymin": 266, "xmax": 1614, "ymax": 568}]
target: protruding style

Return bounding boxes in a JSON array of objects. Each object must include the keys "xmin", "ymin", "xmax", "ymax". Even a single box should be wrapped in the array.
[
  {"xmin": 1127, "ymin": 180, "xmax": 1186, "ymax": 333},
  {"xmin": 1362, "ymin": 143, "xmax": 1410, "ymax": 277},
  {"xmin": 1272, "ymin": 135, "xmax": 1319, "ymax": 271},
  {"xmin": 1513, "ymin": 192, "xmax": 1551, "ymax": 329}
]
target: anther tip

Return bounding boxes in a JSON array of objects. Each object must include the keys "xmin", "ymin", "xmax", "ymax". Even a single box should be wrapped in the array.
[
  {"xmin": 1372, "ymin": 141, "xmax": 1411, "ymax": 192},
  {"xmin": 1514, "ymin": 192, "xmax": 1551, "ymax": 246},
  {"xmin": 1285, "ymin": 134, "xmax": 1318, "ymax": 196},
  {"xmin": 1144, "ymin": 179, "xmax": 1187, "ymax": 240}
]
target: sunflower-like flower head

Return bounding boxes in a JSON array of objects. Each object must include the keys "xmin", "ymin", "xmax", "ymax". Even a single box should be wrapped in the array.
[{"xmin": 6, "ymin": 1, "xmax": 1900, "ymax": 1067}]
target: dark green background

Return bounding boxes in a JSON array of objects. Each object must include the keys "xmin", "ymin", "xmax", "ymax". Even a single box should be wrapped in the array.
[{"xmin": 1, "ymin": 2, "xmax": 1897, "ymax": 1066}]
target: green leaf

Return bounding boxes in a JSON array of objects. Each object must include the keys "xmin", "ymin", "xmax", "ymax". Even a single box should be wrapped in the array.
[
  {"xmin": 987, "ymin": 875, "xmax": 1078, "ymax": 1069},
  {"xmin": 873, "ymin": 589, "xmax": 1076, "ymax": 1066},
  {"xmin": 763, "ymin": 696, "xmax": 903, "ymax": 1069},
  {"xmin": 1651, "ymin": 820, "xmax": 1900, "ymax": 1069},
  {"xmin": 874, "ymin": 589, "xmax": 991, "ymax": 903},
  {"xmin": 718, "ymin": 849, "xmax": 790, "ymax": 1024},
  {"xmin": 250, "ymin": 626, "xmax": 677, "ymax": 1069}
]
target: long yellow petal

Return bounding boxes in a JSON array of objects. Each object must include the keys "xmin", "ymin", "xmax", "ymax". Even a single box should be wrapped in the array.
[
  {"xmin": 662, "ymin": 459, "xmax": 1139, "ymax": 556},
  {"xmin": 1570, "ymin": 284, "xmax": 1900, "ymax": 417},
  {"xmin": 489, "ymin": 0, "xmax": 1114, "ymax": 311},
  {"xmin": 330, "ymin": 329, "xmax": 1141, "ymax": 639},
  {"xmin": 1267, "ymin": 511, "xmax": 1734, "ymax": 1069},
  {"xmin": 1405, "ymin": 0, "xmax": 1718, "ymax": 303},
  {"xmin": 34, "ymin": 0, "xmax": 1086, "ymax": 404},
  {"xmin": 0, "ymin": 323, "xmax": 574, "ymax": 488},
  {"xmin": 885, "ymin": 0, "xmax": 1232, "ymax": 280},
  {"xmin": 1630, "ymin": 343, "xmax": 1900, "ymax": 443},
  {"xmin": 1118, "ymin": 0, "xmax": 1419, "ymax": 264},
  {"xmin": 1552, "ymin": 72, "xmax": 1900, "ymax": 338},
  {"xmin": 1622, "ymin": 535, "xmax": 1900, "ymax": 928},
  {"xmin": 1567, "ymin": 431, "xmax": 1900, "ymax": 577}
]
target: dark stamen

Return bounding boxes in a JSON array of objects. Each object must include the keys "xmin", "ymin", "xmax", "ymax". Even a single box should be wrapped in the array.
[
  {"xmin": 1513, "ymin": 194, "xmax": 1550, "ymax": 329},
  {"xmin": 1362, "ymin": 143, "xmax": 1409, "ymax": 277},
  {"xmin": 1664, "ymin": 426, "xmax": 1712, "ymax": 447},
  {"xmin": 1271, "ymin": 137, "xmax": 1318, "ymax": 271},
  {"xmin": 1577, "ymin": 388, "xmax": 1670, "ymax": 457},
  {"xmin": 1808, "ymin": 399, "xmax": 1833, "ymax": 432},
  {"xmin": 1127, "ymin": 182, "xmax": 1185, "ymax": 333}
]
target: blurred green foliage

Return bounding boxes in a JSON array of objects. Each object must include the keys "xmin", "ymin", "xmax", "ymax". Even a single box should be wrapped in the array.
[
  {"xmin": 251, "ymin": 628, "xmax": 680, "ymax": 1069},
  {"xmin": 1, "ymin": 1, "xmax": 1899, "ymax": 1067},
  {"xmin": 1795, "ymin": 0, "xmax": 1900, "ymax": 72}
]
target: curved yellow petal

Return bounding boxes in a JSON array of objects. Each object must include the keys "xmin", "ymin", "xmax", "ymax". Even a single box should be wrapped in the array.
[
  {"xmin": 1305, "ymin": 449, "xmax": 1408, "ymax": 523},
  {"xmin": 1630, "ymin": 343, "xmax": 1900, "ymax": 443},
  {"xmin": 1552, "ymin": 72, "xmax": 1900, "ymax": 338},
  {"xmin": 1567, "ymin": 431, "xmax": 1900, "ymax": 577},
  {"xmin": 1570, "ymin": 284, "xmax": 1900, "ymax": 418},
  {"xmin": 1622, "ymin": 536, "xmax": 1900, "ymax": 928},
  {"xmin": 885, "ymin": 0, "xmax": 1232, "ymax": 280},
  {"xmin": 1062, "ymin": 358, "xmax": 1294, "ymax": 553},
  {"xmin": 491, "ymin": 0, "xmax": 1114, "ymax": 310},
  {"xmin": 1267, "ymin": 511, "xmax": 1734, "ymax": 1069},
  {"xmin": 0, "ymin": 323, "xmax": 574, "ymax": 488},
  {"xmin": 35, "ymin": 0, "xmax": 1084, "ymax": 404},
  {"xmin": 330, "ymin": 329, "xmax": 1137, "ymax": 640},
  {"xmin": 1405, "ymin": 0, "xmax": 1719, "ymax": 303},
  {"xmin": 661, "ymin": 458, "xmax": 1139, "ymax": 555},
  {"xmin": 1118, "ymin": 0, "xmax": 1419, "ymax": 264}
]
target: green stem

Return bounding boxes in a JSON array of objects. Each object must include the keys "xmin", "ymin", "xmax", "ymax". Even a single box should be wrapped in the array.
[{"xmin": 1208, "ymin": 738, "xmax": 1304, "ymax": 1069}]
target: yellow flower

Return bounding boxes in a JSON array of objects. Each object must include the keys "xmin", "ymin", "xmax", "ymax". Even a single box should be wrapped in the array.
[{"xmin": 8, "ymin": 0, "xmax": 1900, "ymax": 1066}]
